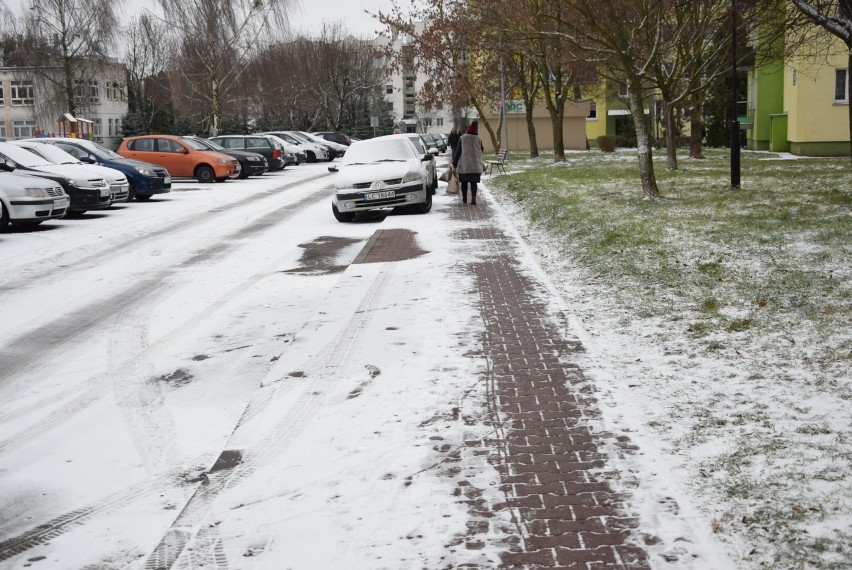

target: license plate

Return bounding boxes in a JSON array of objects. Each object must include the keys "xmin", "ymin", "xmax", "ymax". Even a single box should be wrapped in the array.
[
  {"xmin": 100, "ymin": 188, "xmax": 110, "ymax": 198},
  {"xmin": 163, "ymin": 176, "xmax": 171, "ymax": 184},
  {"xmin": 54, "ymin": 198, "xmax": 69, "ymax": 208},
  {"xmin": 365, "ymin": 190, "xmax": 395, "ymax": 200}
]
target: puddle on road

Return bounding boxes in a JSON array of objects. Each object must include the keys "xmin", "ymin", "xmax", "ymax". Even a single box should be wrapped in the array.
[{"xmin": 282, "ymin": 236, "xmax": 362, "ymax": 275}]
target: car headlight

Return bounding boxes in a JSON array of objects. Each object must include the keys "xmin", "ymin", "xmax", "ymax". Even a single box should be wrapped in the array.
[
  {"xmin": 65, "ymin": 178, "xmax": 80, "ymax": 188},
  {"xmin": 217, "ymin": 158, "xmax": 231, "ymax": 164},
  {"xmin": 248, "ymin": 156, "xmax": 260, "ymax": 162},
  {"xmin": 134, "ymin": 166, "xmax": 156, "ymax": 177},
  {"xmin": 25, "ymin": 187, "xmax": 47, "ymax": 198},
  {"xmin": 402, "ymin": 171, "xmax": 422, "ymax": 183}
]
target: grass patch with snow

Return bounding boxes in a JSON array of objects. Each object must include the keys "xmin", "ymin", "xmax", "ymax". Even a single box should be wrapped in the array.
[{"xmin": 488, "ymin": 149, "xmax": 852, "ymax": 569}]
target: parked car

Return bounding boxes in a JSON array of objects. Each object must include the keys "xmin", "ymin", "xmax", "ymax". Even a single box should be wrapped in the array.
[
  {"xmin": 25, "ymin": 137, "xmax": 171, "ymax": 201},
  {"xmin": 182, "ymin": 136, "xmax": 268, "ymax": 178},
  {"xmin": 313, "ymin": 131, "xmax": 352, "ymax": 146},
  {"xmin": 328, "ymin": 134, "xmax": 433, "ymax": 222},
  {"xmin": 0, "ymin": 141, "xmax": 111, "ymax": 215},
  {"xmin": 266, "ymin": 135, "xmax": 305, "ymax": 165},
  {"xmin": 297, "ymin": 131, "xmax": 346, "ymax": 159},
  {"xmin": 423, "ymin": 133, "xmax": 447, "ymax": 153},
  {"xmin": 207, "ymin": 135, "xmax": 287, "ymax": 171},
  {"xmin": 258, "ymin": 132, "xmax": 329, "ymax": 163},
  {"xmin": 118, "ymin": 135, "xmax": 240, "ymax": 182},
  {"xmin": 0, "ymin": 167, "xmax": 69, "ymax": 231},
  {"xmin": 398, "ymin": 133, "xmax": 439, "ymax": 194},
  {"xmin": 11, "ymin": 140, "xmax": 130, "ymax": 203}
]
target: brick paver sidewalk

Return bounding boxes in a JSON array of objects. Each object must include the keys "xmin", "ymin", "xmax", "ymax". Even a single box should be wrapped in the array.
[{"xmin": 450, "ymin": 197, "xmax": 651, "ymax": 569}]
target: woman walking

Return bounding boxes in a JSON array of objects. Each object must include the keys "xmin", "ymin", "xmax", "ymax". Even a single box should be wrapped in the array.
[{"xmin": 451, "ymin": 121, "xmax": 484, "ymax": 205}]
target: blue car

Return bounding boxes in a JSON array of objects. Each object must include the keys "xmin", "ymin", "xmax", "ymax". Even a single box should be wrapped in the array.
[{"xmin": 25, "ymin": 137, "xmax": 171, "ymax": 201}]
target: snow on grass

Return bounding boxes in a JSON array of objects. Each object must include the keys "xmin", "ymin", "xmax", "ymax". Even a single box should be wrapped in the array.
[{"xmin": 487, "ymin": 149, "xmax": 852, "ymax": 568}]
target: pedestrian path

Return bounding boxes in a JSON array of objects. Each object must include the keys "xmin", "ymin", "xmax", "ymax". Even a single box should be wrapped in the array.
[
  {"xmin": 354, "ymin": 191, "xmax": 656, "ymax": 567},
  {"xmin": 447, "ymin": 198, "xmax": 651, "ymax": 568}
]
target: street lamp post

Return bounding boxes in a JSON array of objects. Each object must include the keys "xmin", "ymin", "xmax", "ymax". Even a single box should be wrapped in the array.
[{"xmin": 730, "ymin": 0, "xmax": 741, "ymax": 188}]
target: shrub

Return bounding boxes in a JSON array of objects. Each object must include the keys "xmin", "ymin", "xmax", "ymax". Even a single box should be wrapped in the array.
[{"xmin": 597, "ymin": 135, "xmax": 617, "ymax": 152}]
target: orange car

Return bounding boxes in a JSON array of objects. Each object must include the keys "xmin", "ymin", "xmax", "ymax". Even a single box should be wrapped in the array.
[{"xmin": 117, "ymin": 135, "xmax": 240, "ymax": 183}]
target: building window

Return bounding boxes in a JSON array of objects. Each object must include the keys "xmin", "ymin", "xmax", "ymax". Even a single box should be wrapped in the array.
[
  {"xmin": 835, "ymin": 69, "xmax": 849, "ymax": 103},
  {"xmin": 617, "ymin": 83, "xmax": 629, "ymax": 98},
  {"xmin": 437, "ymin": 117, "xmax": 444, "ymax": 126},
  {"xmin": 0, "ymin": 85, "xmax": 4, "ymax": 106},
  {"xmin": 108, "ymin": 117, "xmax": 123, "ymax": 136},
  {"xmin": 94, "ymin": 118, "xmax": 102, "ymax": 136},
  {"xmin": 0, "ymin": 124, "xmax": 6, "ymax": 138},
  {"xmin": 587, "ymin": 101, "xmax": 597, "ymax": 120},
  {"xmin": 386, "ymin": 84, "xmax": 393, "ymax": 94},
  {"xmin": 75, "ymin": 79, "xmax": 101, "ymax": 104},
  {"xmin": 13, "ymin": 120, "xmax": 36, "ymax": 138},
  {"xmin": 106, "ymin": 82, "xmax": 124, "ymax": 101},
  {"xmin": 10, "ymin": 81, "xmax": 34, "ymax": 106}
]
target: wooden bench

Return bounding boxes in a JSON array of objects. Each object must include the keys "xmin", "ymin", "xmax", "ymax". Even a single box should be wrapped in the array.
[{"xmin": 486, "ymin": 149, "xmax": 508, "ymax": 176}]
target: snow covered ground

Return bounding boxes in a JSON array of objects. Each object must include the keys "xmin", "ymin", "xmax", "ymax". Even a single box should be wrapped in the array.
[{"xmin": 0, "ymin": 155, "xmax": 772, "ymax": 569}]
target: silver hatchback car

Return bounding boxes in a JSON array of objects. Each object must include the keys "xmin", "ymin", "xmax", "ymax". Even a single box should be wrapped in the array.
[{"xmin": 328, "ymin": 135, "xmax": 433, "ymax": 222}]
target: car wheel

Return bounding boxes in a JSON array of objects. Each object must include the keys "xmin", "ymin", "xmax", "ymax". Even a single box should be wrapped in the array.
[
  {"xmin": 306, "ymin": 151, "xmax": 317, "ymax": 163},
  {"xmin": 0, "ymin": 202, "xmax": 9, "ymax": 233},
  {"xmin": 416, "ymin": 187, "xmax": 433, "ymax": 214},
  {"xmin": 127, "ymin": 183, "xmax": 137, "ymax": 201},
  {"xmin": 215, "ymin": 176, "xmax": 228, "ymax": 182},
  {"xmin": 238, "ymin": 168, "xmax": 250, "ymax": 179},
  {"xmin": 332, "ymin": 203, "xmax": 355, "ymax": 222},
  {"xmin": 136, "ymin": 195, "xmax": 152, "ymax": 201},
  {"xmin": 65, "ymin": 210, "xmax": 86, "ymax": 217},
  {"xmin": 196, "ymin": 165, "xmax": 215, "ymax": 183},
  {"xmin": 431, "ymin": 174, "xmax": 438, "ymax": 194}
]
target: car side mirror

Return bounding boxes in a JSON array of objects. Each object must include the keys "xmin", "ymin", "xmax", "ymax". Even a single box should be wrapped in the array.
[
  {"xmin": 0, "ymin": 157, "xmax": 14, "ymax": 172},
  {"xmin": 79, "ymin": 156, "xmax": 96, "ymax": 164},
  {"xmin": 328, "ymin": 166, "xmax": 338, "ymax": 172},
  {"xmin": 428, "ymin": 148, "xmax": 439, "ymax": 156},
  {"xmin": 179, "ymin": 147, "xmax": 189, "ymax": 154},
  {"xmin": 421, "ymin": 154, "xmax": 432, "ymax": 162}
]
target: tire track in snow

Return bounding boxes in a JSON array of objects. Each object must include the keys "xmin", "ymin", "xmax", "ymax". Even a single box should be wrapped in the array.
[{"xmin": 145, "ymin": 264, "xmax": 394, "ymax": 570}]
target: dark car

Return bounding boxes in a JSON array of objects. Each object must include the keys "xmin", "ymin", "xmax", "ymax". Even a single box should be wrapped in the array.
[
  {"xmin": 314, "ymin": 131, "xmax": 352, "ymax": 146},
  {"xmin": 183, "ymin": 136, "xmax": 268, "ymax": 178},
  {"xmin": 0, "ymin": 141, "xmax": 112, "ymax": 215},
  {"xmin": 423, "ymin": 133, "xmax": 447, "ymax": 153},
  {"xmin": 25, "ymin": 137, "xmax": 171, "ymax": 201},
  {"xmin": 208, "ymin": 135, "xmax": 287, "ymax": 171}
]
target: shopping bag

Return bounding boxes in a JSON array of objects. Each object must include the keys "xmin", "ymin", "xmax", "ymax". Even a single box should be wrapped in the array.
[{"xmin": 446, "ymin": 171, "xmax": 460, "ymax": 194}]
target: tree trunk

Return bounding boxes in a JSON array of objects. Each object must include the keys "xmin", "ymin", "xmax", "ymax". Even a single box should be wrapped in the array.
[
  {"xmin": 665, "ymin": 101, "xmax": 678, "ymax": 171},
  {"xmin": 472, "ymin": 98, "xmax": 500, "ymax": 152},
  {"xmin": 628, "ymin": 84, "xmax": 660, "ymax": 199},
  {"xmin": 525, "ymin": 100, "xmax": 539, "ymax": 158},
  {"xmin": 689, "ymin": 95, "xmax": 706, "ymax": 159}
]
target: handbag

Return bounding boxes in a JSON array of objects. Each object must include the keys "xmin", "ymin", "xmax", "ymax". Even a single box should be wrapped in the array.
[{"xmin": 446, "ymin": 169, "xmax": 460, "ymax": 194}]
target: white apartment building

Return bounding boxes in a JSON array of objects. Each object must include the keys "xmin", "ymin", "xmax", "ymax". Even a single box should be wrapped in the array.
[
  {"xmin": 374, "ymin": 25, "xmax": 456, "ymax": 136},
  {"xmin": 0, "ymin": 61, "xmax": 129, "ymax": 149}
]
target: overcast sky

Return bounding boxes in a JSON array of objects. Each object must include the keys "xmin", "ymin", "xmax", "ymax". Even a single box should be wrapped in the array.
[
  {"xmin": 6, "ymin": 0, "xmax": 397, "ymax": 38},
  {"xmin": 117, "ymin": 0, "xmax": 397, "ymax": 38}
]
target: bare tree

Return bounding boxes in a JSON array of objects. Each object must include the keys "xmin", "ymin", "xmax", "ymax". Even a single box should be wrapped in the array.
[
  {"xmin": 6, "ymin": 0, "xmax": 125, "ymax": 118},
  {"xmin": 790, "ymin": 0, "xmax": 852, "ymax": 161},
  {"xmin": 155, "ymin": 0, "xmax": 294, "ymax": 136},
  {"xmin": 123, "ymin": 13, "xmax": 172, "ymax": 133}
]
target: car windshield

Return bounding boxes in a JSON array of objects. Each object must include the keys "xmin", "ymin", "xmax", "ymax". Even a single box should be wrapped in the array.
[
  {"xmin": 84, "ymin": 141, "xmax": 124, "ymax": 160},
  {"xmin": 287, "ymin": 132, "xmax": 314, "ymax": 144},
  {"xmin": 0, "ymin": 142, "xmax": 53, "ymax": 167},
  {"xmin": 180, "ymin": 138, "xmax": 210, "ymax": 151},
  {"xmin": 275, "ymin": 133, "xmax": 302, "ymax": 145},
  {"xmin": 342, "ymin": 140, "xmax": 414, "ymax": 165},
  {"xmin": 19, "ymin": 143, "xmax": 80, "ymax": 165},
  {"xmin": 191, "ymin": 138, "xmax": 225, "ymax": 151}
]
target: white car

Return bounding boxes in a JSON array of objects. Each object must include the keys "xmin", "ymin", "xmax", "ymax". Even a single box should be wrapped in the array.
[
  {"xmin": 0, "ymin": 141, "xmax": 111, "ymax": 216},
  {"xmin": 0, "ymin": 167, "xmax": 69, "ymax": 231},
  {"xmin": 265, "ymin": 135, "xmax": 306, "ymax": 165},
  {"xmin": 11, "ymin": 140, "xmax": 130, "ymax": 203},
  {"xmin": 259, "ymin": 131, "xmax": 330, "ymax": 163},
  {"xmin": 328, "ymin": 135, "xmax": 433, "ymax": 222},
  {"xmin": 300, "ymin": 131, "xmax": 347, "ymax": 159},
  {"xmin": 398, "ymin": 133, "xmax": 439, "ymax": 194}
]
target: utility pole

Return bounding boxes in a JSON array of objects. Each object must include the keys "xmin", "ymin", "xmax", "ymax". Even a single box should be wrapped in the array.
[
  {"xmin": 500, "ymin": 57, "xmax": 509, "ymax": 152},
  {"xmin": 730, "ymin": 0, "xmax": 741, "ymax": 188}
]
